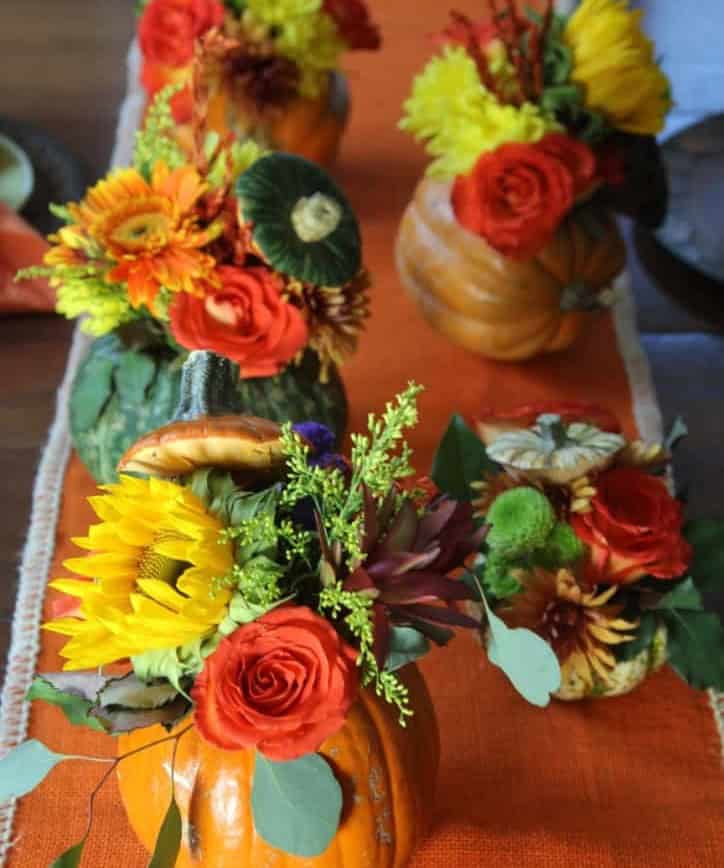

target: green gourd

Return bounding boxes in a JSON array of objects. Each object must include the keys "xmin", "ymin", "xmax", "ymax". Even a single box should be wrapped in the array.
[
  {"xmin": 235, "ymin": 152, "xmax": 361, "ymax": 287},
  {"xmin": 70, "ymin": 334, "xmax": 348, "ymax": 483}
]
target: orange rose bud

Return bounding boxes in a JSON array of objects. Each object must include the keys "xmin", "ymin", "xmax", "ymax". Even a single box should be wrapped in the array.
[
  {"xmin": 170, "ymin": 265, "xmax": 309, "ymax": 378},
  {"xmin": 572, "ymin": 467, "xmax": 692, "ymax": 584},
  {"xmin": 192, "ymin": 606, "xmax": 359, "ymax": 761}
]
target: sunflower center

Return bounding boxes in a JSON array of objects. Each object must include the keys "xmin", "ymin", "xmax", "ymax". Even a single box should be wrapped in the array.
[
  {"xmin": 290, "ymin": 193, "xmax": 342, "ymax": 242},
  {"xmin": 137, "ymin": 531, "xmax": 188, "ymax": 587}
]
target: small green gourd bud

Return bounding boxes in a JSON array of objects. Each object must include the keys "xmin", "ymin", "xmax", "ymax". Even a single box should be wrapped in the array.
[
  {"xmin": 535, "ymin": 521, "xmax": 584, "ymax": 569},
  {"xmin": 486, "ymin": 487, "xmax": 555, "ymax": 558}
]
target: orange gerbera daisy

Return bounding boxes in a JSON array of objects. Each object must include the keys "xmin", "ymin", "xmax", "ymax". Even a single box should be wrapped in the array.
[{"xmin": 68, "ymin": 163, "xmax": 221, "ymax": 311}]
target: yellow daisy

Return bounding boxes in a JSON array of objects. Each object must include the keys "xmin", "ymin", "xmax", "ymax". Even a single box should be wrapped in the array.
[{"xmin": 44, "ymin": 475, "xmax": 233, "ymax": 670}]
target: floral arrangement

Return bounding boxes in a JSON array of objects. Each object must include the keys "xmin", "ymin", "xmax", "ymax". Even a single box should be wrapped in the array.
[
  {"xmin": 22, "ymin": 87, "xmax": 368, "ymax": 382},
  {"xmin": 0, "ymin": 384, "xmax": 560, "ymax": 863},
  {"xmin": 400, "ymin": 0, "xmax": 672, "ymax": 259},
  {"xmin": 137, "ymin": 0, "xmax": 381, "ymax": 127},
  {"xmin": 430, "ymin": 405, "xmax": 724, "ymax": 700}
]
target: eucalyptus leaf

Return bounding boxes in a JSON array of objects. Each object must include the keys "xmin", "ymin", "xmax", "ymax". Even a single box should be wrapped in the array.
[
  {"xmin": 252, "ymin": 753, "xmax": 342, "ymax": 858},
  {"xmin": 27, "ymin": 676, "xmax": 105, "ymax": 732},
  {"xmin": 0, "ymin": 740, "xmax": 67, "ymax": 801},
  {"xmin": 70, "ymin": 355, "xmax": 114, "ymax": 430},
  {"xmin": 483, "ymin": 598, "xmax": 560, "ymax": 706},
  {"xmin": 432, "ymin": 414, "xmax": 499, "ymax": 502},
  {"xmin": 385, "ymin": 626, "xmax": 430, "ymax": 672},
  {"xmin": 147, "ymin": 798, "xmax": 182, "ymax": 868},
  {"xmin": 50, "ymin": 840, "xmax": 86, "ymax": 867},
  {"xmin": 684, "ymin": 519, "xmax": 724, "ymax": 595}
]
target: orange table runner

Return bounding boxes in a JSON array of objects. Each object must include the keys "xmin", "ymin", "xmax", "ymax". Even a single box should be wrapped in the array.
[{"xmin": 3, "ymin": 2, "xmax": 723, "ymax": 865}]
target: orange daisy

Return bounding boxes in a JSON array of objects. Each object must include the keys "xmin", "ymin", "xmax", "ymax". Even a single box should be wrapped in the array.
[{"xmin": 67, "ymin": 163, "xmax": 221, "ymax": 311}]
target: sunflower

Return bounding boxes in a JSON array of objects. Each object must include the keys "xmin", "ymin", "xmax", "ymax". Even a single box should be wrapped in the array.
[
  {"xmin": 563, "ymin": 0, "xmax": 671, "ymax": 135},
  {"xmin": 285, "ymin": 269, "xmax": 370, "ymax": 381},
  {"xmin": 44, "ymin": 475, "xmax": 234, "ymax": 670},
  {"xmin": 66, "ymin": 162, "xmax": 221, "ymax": 312},
  {"xmin": 498, "ymin": 568, "xmax": 637, "ymax": 687}
]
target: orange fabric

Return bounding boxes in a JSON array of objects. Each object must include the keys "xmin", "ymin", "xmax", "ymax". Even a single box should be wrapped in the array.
[
  {"xmin": 0, "ymin": 202, "xmax": 55, "ymax": 314},
  {"xmin": 6, "ymin": 1, "xmax": 724, "ymax": 865}
]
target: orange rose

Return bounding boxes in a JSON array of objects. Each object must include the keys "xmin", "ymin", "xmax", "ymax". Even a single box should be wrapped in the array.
[
  {"xmin": 170, "ymin": 266, "xmax": 309, "ymax": 378},
  {"xmin": 451, "ymin": 134, "xmax": 596, "ymax": 260},
  {"xmin": 139, "ymin": 0, "xmax": 225, "ymax": 67},
  {"xmin": 192, "ymin": 607, "xmax": 359, "ymax": 760},
  {"xmin": 572, "ymin": 467, "xmax": 692, "ymax": 584}
]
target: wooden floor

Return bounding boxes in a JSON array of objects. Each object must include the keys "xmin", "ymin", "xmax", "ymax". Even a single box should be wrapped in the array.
[{"xmin": 0, "ymin": 1, "xmax": 133, "ymax": 667}]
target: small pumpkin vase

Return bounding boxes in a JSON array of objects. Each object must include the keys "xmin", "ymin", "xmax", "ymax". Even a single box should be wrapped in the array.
[
  {"xmin": 395, "ymin": 178, "xmax": 627, "ymax": 362},
  {"xmin": 70, "ymin": 333, "xmax": 348, "ymax": 483},
  {"xmin": 159, "ymin": 71, "xmax": 349, "ymax": 169},
  {"xmin": 555, "ymin": 623, "xmax": 668, "ymax": 701},
  {"xmin": 117, "ymin": 664, "xmax": 439, "ymax": 868}
]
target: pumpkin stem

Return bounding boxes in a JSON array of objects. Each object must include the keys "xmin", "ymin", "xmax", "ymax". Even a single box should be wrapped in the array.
[
  {"xmin": 536, "ymin": 414, "xmax": 568, "ymax": 453},
  {"xmin": 174, "ymin": 351, "xmax": 242, "ymax": 421},
  {"xmin": 291, "ymin": 192, "xmax": 343, "ymax": 243}
]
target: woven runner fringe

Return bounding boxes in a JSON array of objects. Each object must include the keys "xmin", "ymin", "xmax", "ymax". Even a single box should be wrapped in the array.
[
  {"xmin": 0, "ymin": 41, "xmax": 143, "ymax": 866},
  {"xmin": 0, "ymin": 36, "xmax": 721, "ymax": 867}
]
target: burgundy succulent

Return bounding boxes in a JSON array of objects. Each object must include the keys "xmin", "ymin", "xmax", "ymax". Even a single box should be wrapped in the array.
[{"xmin": 328, "ymin": 488, "xmax": 485, "ymax": 665}]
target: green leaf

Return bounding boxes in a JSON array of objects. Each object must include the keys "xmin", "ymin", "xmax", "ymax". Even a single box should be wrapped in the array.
[
  {"xmin": 483, "ymin": 598, "xmax": 561, "ymax": 706},
  {"xmin": 657, "ymin": 577, "xmax": 704, "ymax": 612},
  {"xmin": 616, "ymin": 611, "xmax": 658, "ymax": 662},
  {"xmin": 50, "ymin": 840, "xmax": 86, "ymax": 867},
  {"xmin": 27, "ymin": 677, "xmax": 105, "ymax": 732},
  {"xmin": 252, "ymin": 753, "xmax": 342, "ymax": 858},
  {"xmin": 147, "ymin": 798, "xmax": 182, "ymax": 868},
  {"xmin": 133, "ymin": 640, "xmax": 210, "ymax": 695},
  {"xmin": 661, "ymin": 608, "xmax": 724, "ymax": 690},
  {"xmin": 97, "ymin": 673, "xmax": 179, "ymax": 710},
  {"xmin": 385, "ymin": 626, "xmax": 431, "ymax": 672},
  {"xmin": 684, "ymin": 519, "xmax": 724, "ymax": 594},
  {"xmin": 0, "ymin": 740, "xmax": 66, "ymax": 801},
  {"xmin": 665, "ymin": 416, "xmax": 688, "ymax": 452},
  {"xmin": 432, "ymin": 414, "xmax": 499, "ymax": 502}
]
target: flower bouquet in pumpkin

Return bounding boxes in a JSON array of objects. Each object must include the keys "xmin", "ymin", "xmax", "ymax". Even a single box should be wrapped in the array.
[
  {"xmin": 396, "ymin": 0, "xmax": 672, "ymax": 362},
  {"xmin": 137, "ymin": 0, "xmax": 381, "ymax": 167},
  {"xmin": 0, "ymin": 373, "xmax": 560, "ymax": 866},
  {"xmin": 430, "ymin": 404, "xmax": 724, "ymax": 700},
  {"xmin": 19, "ymin": 86, "xmax": 369, "ymax": 483}
]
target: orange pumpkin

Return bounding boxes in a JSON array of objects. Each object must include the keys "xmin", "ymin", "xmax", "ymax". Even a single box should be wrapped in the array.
[
  {"xmin": 395, "ymin": 178, "xmax": 627, "ymax": 362},
  {"xmin": 149, "ymin": 71, "xmax": 349, "ymax": 168},
  {"xmin": 117, "ymin": 664, "xmax": 439, "ymax": 868}
]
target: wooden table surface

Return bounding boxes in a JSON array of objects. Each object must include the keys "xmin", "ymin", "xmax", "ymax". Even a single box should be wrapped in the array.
[{"xmin": 1, "ymin": 1, "xmax": 723, "ymax": 674}]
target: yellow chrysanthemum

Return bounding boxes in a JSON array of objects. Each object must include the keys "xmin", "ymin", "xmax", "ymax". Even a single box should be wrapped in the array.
[
  {"xmin": 63, "ymin": 162, "xmax": 221, "ymax": 313},
  {"xmin": 564, "ymin": 0, "xmax": 672, "ymax": 135},
  {"xmin": 244, "ymin": 0, "xmax": 345, "ymax": 97},
  {"xmin": 44, "ymin": 475, "xmax": 234, "ymax": 670},
  {"xmin": 400, "ymin": 47, "xmax": 561, "ymax": 179}
]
